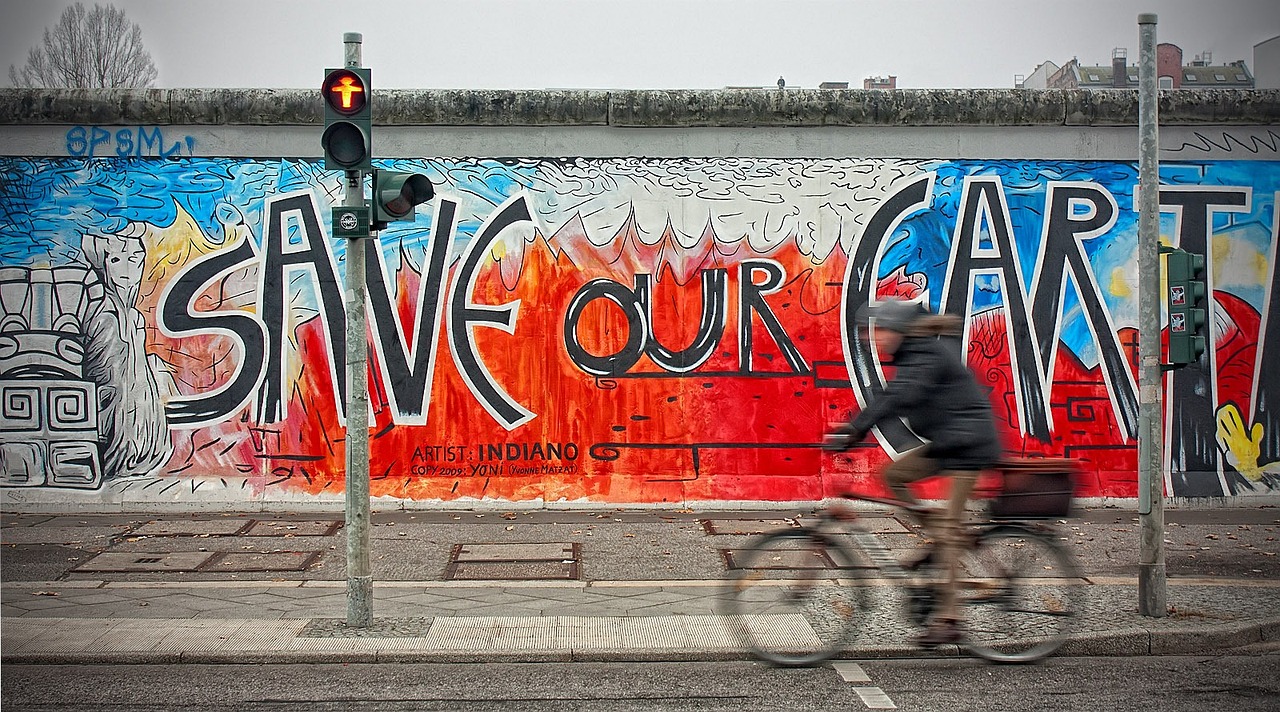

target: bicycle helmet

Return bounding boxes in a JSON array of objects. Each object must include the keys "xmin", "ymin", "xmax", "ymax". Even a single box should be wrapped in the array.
[{"xmin": 864, "ymin": 298, "xmax": 925, "ymax": 334}]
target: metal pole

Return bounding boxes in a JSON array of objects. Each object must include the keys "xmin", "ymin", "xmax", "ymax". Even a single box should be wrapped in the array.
[
  {"xmin": 341, "ymin": 31, "xmax": 372, "ymax": 628},
  {"xmin": 1136, "ymin": 13, "xmax": 1167, "ymax": 618}
]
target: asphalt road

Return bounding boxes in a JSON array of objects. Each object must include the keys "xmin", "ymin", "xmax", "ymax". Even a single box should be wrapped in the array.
[{"xmin": 4, "ymin": 652, "xmax": 1278, "ymax": 711}]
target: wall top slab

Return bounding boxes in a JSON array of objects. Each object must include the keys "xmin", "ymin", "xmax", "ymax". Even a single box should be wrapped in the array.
[{"xmin": 1, "ymin": 88, "xmax": 1277, "ymax": 128}]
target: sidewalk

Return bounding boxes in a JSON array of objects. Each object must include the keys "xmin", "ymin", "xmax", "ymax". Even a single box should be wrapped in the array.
[{"xmin": 3, "ymin": 507, "xmax": 1279, "ymax": 663}]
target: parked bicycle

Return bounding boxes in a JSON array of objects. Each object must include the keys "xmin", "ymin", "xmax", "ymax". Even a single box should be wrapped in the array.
[{"xmin": 719, "ymin": 458, "xmax": 1086, "ymax": 665}]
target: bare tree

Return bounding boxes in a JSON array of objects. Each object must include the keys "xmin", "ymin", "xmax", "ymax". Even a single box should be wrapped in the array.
[{"xmin": 9, "ymin": 3, "xmax": 158, "ymax": 88}]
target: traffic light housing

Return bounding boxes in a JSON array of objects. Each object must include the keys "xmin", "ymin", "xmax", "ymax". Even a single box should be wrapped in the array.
[
  {"xmin": 1164, "ymin": 246, "xmax": 1207, "ymax": 368},
  {"xmin": 321, "ymin": 67, "xmax": 371, "ymax": 171},
  {"xmin": 372, "ymin": 170, "xmax": 434, "ymax": 230}
]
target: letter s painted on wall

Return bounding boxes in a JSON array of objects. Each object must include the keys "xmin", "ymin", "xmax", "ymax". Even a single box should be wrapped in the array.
[{"xmin": 157, "ymin": 237, "xmax": 268, "ymax": 428}]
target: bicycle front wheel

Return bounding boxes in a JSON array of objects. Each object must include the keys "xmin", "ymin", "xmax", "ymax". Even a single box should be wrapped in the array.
[
  {"xmin": 958, "ymin": 525, "xmax": 1086, "ymax": 663},
  {"xmin": 719, "ymin": 528, "xmax": 866, "ymax": 666}
]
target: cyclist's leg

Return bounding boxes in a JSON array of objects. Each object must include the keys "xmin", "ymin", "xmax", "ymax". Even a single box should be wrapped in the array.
[
  {"xmin": 934, "ymin": 469, "xmax": 978, "ymax": 622},
  {"xmin": 884, "ymin": 450, "xmax": 943, "ymax": 572},
  {"xmin": 881, "ymin": 449, "xmax": 937, "ymax": 513}
]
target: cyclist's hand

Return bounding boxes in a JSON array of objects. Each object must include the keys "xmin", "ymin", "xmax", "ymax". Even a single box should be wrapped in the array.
[{"xmin": 822, "ymin": 425, "xmax": 865, "ymax": 452}]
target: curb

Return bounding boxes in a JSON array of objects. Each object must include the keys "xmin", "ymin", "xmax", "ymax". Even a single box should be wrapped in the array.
[{"xmin": 6, "ymin": 617, "xmax": 1278, "ymax": 666}]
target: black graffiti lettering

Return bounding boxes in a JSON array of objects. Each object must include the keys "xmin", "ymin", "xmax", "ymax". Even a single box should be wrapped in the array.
[
  {"xmin": 843, "ymin": 173, "xmax": 935, "ymax": 455},
  {"xmin": 447, "ymin": 194, "xmax": 536, "ymax": 429},
  {"xmin": 257, "ymin": 193, "xmax": 346, "ymax": 423},
  {"xmin": 1160, "ymin": 187, "xmax": 1251, "ymax": 495},
  {"xmin": 942, "ymin": 176, "xmax": 1050, "ymax": 442},
  {"xmin": 564, "ymin": 278, "xmax": 647, "ymax": 376},
  {"xmin": 366, "ymin": 199, "xmax": 456, "ymax": 421},
  {"xmin": 1032, "ymin": 182, "xmax": 1138, "ymax": 439},
  {"xmin": 160, "ymin": 238, "xmax": 267, "ymax": 426},
  {"xmin": 1253, "ymin": 190, "xmax": 1280, "ymax": 477},
  {"xmin": 739, "ymin": 260, "xmax": 808, "ymax": 374},
  {"xmin": 636, "ymin": 270, "xmax": 727, "ymax": 373}
]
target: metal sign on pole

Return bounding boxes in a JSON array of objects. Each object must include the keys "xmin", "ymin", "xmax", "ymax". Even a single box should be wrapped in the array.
[{"xmin": 1136, "ymin": 12, "xmax": 1167, "ymax": 617}]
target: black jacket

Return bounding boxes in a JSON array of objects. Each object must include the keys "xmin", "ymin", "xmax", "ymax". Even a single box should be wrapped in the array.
[{"xmin": 848, "ymin": 333, "xmax": 1002, "ymax": 471}]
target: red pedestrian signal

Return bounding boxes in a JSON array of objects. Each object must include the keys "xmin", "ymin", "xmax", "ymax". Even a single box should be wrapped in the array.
[
  {"xmin": 320, "ymin": 67, "xmax": 371, "ymax": 171},
  {"xmin": 323, "ymin": 69, "xmax": 367, "ymax": 115}
]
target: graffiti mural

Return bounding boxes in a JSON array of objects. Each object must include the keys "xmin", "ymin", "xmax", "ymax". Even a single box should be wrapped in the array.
[{"xmin": 0, "ymin": 156, "xmax": 1276, "ymax": 502}]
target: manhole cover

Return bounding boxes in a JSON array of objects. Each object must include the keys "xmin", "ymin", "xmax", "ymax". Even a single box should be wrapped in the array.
[
  {"xmin": 242, "ymin": 520, "xmax": 342, "ymax": 537},
  {"xmin": 202, "ymin": 551, "xmax": 323, "ymax": 572},
  {"xmin": 126, "ymin": 520, "xmax": 253, "ymax": 537},
  {"xmin": 445, "ymin": 542, "xmax": 579, "ymax": 580},
  {"xmin": 720, "ymin": 548, "xmax": 838, "ymax": 570},
  {"xmin": 700, "ymin": 519, "xmax": 797, "ymax": 535},
  {"xmin": 72, "ymin": 551, "xmax": 214, "ymax": 572}
]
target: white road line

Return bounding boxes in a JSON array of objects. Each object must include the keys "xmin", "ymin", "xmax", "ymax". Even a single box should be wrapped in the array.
[
  {"xmin": 834, "ymin": 662, "xmax": 897, "ymax": 709},
  {"xmin": 831, "ymin": 661, "xmax": 871, "ymax": 683},
  {"xmin": 853, "ymin": 686, "xmax": 898, "ymax": 709}
]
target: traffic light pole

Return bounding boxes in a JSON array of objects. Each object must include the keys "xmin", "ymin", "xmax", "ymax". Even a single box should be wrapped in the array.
[
  {"xmin": 340, "ymin": 31, "xmax": 372, "ymax": 628},
  {"xmin": 1136, "ymin": 13, "xmax": 1167, "ymax": 618}
]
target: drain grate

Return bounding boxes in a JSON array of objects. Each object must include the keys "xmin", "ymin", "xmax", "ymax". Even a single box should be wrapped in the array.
[
  {"xmin": 72, "ymin": 551, "xmax": 214, "ymax": 572},
  {"xmin": 444, "ymin": 542, "xmax": 579, "ymax": 581},
  {"xmin": 700, "ymin": 518, "xmax": 797, "ymax": 535}
]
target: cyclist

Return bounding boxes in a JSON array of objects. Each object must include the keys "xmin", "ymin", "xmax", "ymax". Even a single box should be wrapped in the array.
[{"xmin": 824, "ymin": 298, "xmax": 1002, "ymax": 647}]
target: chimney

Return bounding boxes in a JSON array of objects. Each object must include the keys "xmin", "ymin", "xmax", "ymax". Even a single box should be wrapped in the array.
[{"xmin": 1112, "ymin": 47, "xmax": 1128, "ymax": 87}]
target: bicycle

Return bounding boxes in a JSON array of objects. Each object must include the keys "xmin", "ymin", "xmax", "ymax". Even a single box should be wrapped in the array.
[{"xmin": 719, "ymin": 458, "xmax": 1086, "ymax": 666}]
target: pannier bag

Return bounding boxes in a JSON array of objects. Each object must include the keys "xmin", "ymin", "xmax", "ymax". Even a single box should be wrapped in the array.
[{"xmin": 989, "ymin": 458, "xmax": 1079, "ymax": 519}]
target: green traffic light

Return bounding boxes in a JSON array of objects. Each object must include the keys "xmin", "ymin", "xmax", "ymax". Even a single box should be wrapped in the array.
[{"xmin": 1163, "ymin": 246, "xmax": 1209, "ymax": 368}]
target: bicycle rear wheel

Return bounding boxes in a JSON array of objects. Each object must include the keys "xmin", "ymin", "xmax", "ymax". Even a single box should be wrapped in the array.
[
  {"xmin": 958, "ymin": 524, "xmax": 1085, "ymax": 663},
  {"xmin": 720, "ymin": 528, "xmax": 866, "ymax": 666}
]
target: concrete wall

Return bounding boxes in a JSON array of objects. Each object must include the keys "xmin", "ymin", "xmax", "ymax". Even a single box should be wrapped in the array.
[{"xmin": 1, "ymin": 89, "xmax": 1278, "ymax": 511}]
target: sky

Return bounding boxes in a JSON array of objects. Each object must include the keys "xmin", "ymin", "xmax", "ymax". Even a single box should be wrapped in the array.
[{"xmin": 1, "ymin": 0, "xmax": 1278, "ymax": 90}]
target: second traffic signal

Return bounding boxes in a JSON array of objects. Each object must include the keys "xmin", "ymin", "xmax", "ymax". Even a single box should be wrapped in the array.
[
  {"xmin": 321, "ymin": 67, "xmax": 371, "ymax": 171},
  {"xmin": 372, "ymin": 170, "xmax": 435, "ymax": 230},
  {"xmin": 1165, "ymin": 246, "xmax": 1207, "ymax": 367}
]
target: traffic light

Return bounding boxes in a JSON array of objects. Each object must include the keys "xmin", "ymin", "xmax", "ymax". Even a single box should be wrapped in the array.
[
  {"xmin": 1164, "ymin": 246, "xmax": 1207, "ymax": 368},
  {"xmin": 321, "ymin": 67, "xmax": 371, "ymax": 171},
  {"xmin": 371, "ymin": 169, "xmax": 434, "ymax": 230}
]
